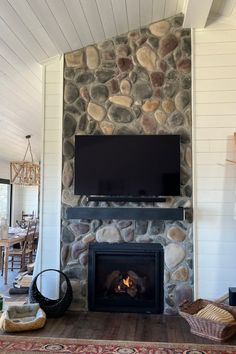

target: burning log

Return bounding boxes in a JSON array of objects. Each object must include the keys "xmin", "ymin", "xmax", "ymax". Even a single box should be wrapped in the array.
[{"xmin": 104, "ymin": 269, "xmax": 147, "ymax": 298}]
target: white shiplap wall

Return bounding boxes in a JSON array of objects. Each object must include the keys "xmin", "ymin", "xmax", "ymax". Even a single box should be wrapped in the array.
[
  {"xmin": 193, "ymin": 21, "xmax": 236, "ymax": 299},
  {"xmin": 35, "ymin": 56, "xmax": 63, "ymax": 298}
]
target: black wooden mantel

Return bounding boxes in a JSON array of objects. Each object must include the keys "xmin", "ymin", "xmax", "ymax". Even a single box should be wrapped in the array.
[{"xmin": 66, "ymin": 207, "xmax": 184, "ymax": 221}]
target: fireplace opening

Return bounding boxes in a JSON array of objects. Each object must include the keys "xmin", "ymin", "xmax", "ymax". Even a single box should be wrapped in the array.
[{"xmin": 88, "ymin": 243, "xmax": 164, "ymax": 313}]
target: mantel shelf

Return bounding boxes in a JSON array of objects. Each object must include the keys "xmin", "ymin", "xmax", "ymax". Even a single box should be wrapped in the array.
[{"xmin": 66, "ymin": 207, "xmax": 184, "ymax": 221}]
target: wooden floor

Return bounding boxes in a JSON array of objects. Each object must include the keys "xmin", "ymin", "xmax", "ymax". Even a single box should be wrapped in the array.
[{"xmin": 2, "ymin": 311, "xmax": 236, "ymax": 346}]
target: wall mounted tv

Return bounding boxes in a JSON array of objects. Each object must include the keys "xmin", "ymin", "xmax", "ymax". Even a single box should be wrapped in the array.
[{"xmin": 74, "ymin": 135, "xmax": 180, "ymax": 199}]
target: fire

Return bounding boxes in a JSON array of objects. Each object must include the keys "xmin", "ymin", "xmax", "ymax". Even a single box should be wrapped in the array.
[{"xmin": 123, "ymin": 276, "xmax": 132, "ymax": 288}]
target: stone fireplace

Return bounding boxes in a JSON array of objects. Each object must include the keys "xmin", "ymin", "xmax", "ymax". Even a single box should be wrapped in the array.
[{"xmin": 61, "ymin": 13, "xmax": 193, "ymax": 314}]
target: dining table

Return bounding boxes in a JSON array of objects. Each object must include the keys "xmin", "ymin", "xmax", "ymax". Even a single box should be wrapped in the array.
[{"xmin": 0, "ymin": 232, "xmax": 26, "ymax": 285}]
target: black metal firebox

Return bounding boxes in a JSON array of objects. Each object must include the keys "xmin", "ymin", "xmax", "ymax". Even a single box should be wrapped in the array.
[{"xmin": 88, "ymin": 243, "xmax": 164, "ymax": 314}]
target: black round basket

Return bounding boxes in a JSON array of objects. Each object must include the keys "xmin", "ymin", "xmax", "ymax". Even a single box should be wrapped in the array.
[{"xmin": 29, "ymin": 269, "xmax": 73, "ymax": 318}]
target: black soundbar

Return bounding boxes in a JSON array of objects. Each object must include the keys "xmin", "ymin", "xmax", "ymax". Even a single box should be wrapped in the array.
[{"xmin": 87, "ymin": 196, "xmax": 167, "ymax": 203}]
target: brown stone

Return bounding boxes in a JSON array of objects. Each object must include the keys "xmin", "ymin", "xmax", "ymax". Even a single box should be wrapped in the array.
[
  {"xmin": 120, "ymin": 79, "xmax": 131, "ymax": 95},
  {"xmin": 158, "ymin": 60, "xmax": 167, "ymax": 72},
  {"xmin": 100, "ymin": 121, "xmax": 115, "ymax": 135},
  {"xmin": 165, "ymin": 243, "xmax": 185, "ymax": 269},
  {"xmin": 141, "ymin": 115, "xmax": 157, "ymax": 134},
  {"xmin": 154, "ymin": 110, "xmax": 167, "ymax": 125},
  {"xmin": 142, "ymin": 99, "xmax": 160, "ymax": 112},
  {"xmin": 167, "ymin": 226, "xmax": 186, "ymax": 242},
  {"xmin": 116, "ymin": 44, "xmax": 130, "ymax": 57},
  {"xmin": 150, "ymin": 72, "xmax": 164, "ymax": 87},
  {"xmin": 109, "ymin": 95, "xmax": 133, "ymax": 107},
  {"xmin": 62, "ymin": 189, "xmax": 79, "ymax": 207},
  {"xmin": 82, "ymin": 233, "xmax": 95, "ymax": 244},
  {"xmin": 171, "ymin": 266, "xmax": 189, "ymax": 281},
  {"xmin": 159, "ymin": 34, "xmax": 178, "ymax": 57},
  {"xmin": 149, "ymin": 20, "xmax": 170, "ymax": 37},
  {"xmin": 88, "ymin": 102, "xmax": 106, "ymax": 121},
  {"xmin": 86, "ymin": 46, "xmax": 100, "ymax": 69},
  {"xmin": 65, "ymin": 49, "xmax": 85, "ymax": 68},
  {"xmin": 108, "ymin": 79, "xmax": 119, "ymax": 94},
  {"xmin": 136, "ymin": 46, "xmax": 157, "ymax": 72},
  {"xmin": 177, "ymin": 58, "xmax": 191, "ymax": 73},
  {"xmin": 62, "ymin": 161, "xmax": 73, "ymax": 188},
  {"xmin": 162, "ymin": 99, "xmax": 175, "ymax": 113},
  {"xmin": 96, "ymin": 225, "xmax": 122, "ymax": 243},
  {"xmin": 129, "ymin": 31, "xmax": 141, "ymax": 42},
  {"xmin": 79, "ymin": 86, "xmax": 90, "ymax": 102},
  {"xmin": 61, "ymin": 244, "xmax": 70, "ymax": 268},
  {"xmin": 117, "ymin": 57, "xmax": 133, "ymax": 72},
  {"xmin": 102, "ymin": 49, "xmax": 116, "ymax": 60},
  {"xmin": 185, "ymin": 147, "xmax": 192, "ymax": 167}
]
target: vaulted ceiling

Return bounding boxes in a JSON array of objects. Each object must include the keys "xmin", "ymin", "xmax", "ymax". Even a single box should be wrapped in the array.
[{"xmin": 0, "ymin": 0, "xmax": 232, "ymax": 170}]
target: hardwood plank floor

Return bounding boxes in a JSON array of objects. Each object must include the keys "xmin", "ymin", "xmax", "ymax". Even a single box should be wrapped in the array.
[{"xmin": 2, "ymin": 311, "xmax": 236, "ymax": 346}]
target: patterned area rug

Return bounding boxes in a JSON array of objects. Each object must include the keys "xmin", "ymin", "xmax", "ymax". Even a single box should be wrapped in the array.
[{"xmin": 0, "ymin": 336, "xmax": 236, "ymax": 354}]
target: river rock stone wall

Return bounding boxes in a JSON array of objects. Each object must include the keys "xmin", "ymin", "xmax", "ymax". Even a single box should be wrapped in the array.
[{"xmin": 62, "ymin": 14, "xmax": 193, "ymax": 314}]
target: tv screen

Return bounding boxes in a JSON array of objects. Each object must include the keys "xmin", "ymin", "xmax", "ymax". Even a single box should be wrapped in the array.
[{"xmin": 74, "ymin": 135, "xmax": 180, "ymax": 197}]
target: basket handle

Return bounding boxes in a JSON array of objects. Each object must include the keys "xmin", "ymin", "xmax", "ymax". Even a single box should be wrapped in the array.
[{"xmin": 33, "ymin": 269, "xmax": 71, "ymax": 290}]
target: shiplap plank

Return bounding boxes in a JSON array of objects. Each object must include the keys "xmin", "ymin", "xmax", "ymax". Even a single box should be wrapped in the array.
[
  {"xmin": 196, "ymin": 102, "xmax": 236, "ymax": 115},
  {"xmin": 196, "ymin": 165, "xmax": 236, "ymax": 178},
  {"xmin": 152, "ymin": 0, "xmax": 166, "ymax": 22},
  {"xmin": 46, "ymin": 0, "xmax": 82, "ymax": 51},
  {"xmin": 195, "ymin": 30, "xmax": 236, "ymax": 43},
  {"xmin": 196, "ymin": 78, "xmax": 236, "ymax": 91},
  {"xmin": 126, "ymin": 0, "xmax": 140, "ymax": 31},
  {"xmin": 80, "ymin": 0, "xmax": 105, "ymax": 43},
  {"xmin": 8, "ymin": 0, "xmax": 58, "ymax": 58},
  {"xmin": 195, "ymin": 140, "xmax": 210, "ymax": 152},
  {"xmin": 197, "ymin": 254, "xmax": 236, "ymax": 269},
  {"xmin": 65, "ymin": 0, "xmax": 93, "ymax": 47},
  {"xmin": 195, "ymin": 53, "xmax": 236, "ymax": 67},
  {"xmin": 197, "ymin": 177, "xmax": 236, "ymax": 190},
  {"xmin": 0, "ymin": 79, "xmax": 41, "ymax": 108},
  {"xmin": 0, "ymin": 55, "xmax": 41, "ymax": 97},
  {"xmin": 196, "ymin": 152, "xmax": 236, "ymax": 165},
  {"xmin": 196, "ymin": 91, "xmax": 236, "ymax": 103},
  {"xmin": 0, "ymin": 18, "xmax": 42, "ymax": 79},
  {"xmin": 111, "ymin": 0, "xmax": 128, "ymax": 35},
  {"xmin": 0, "ymin": 37, "xmax": 42, "ymax": 90},
  {"xmin": 0, "ymin": 0, "xmax": 48, "ymax": 62},
  {"xmin": 195, "ymin": 42, "xmax": 236, "ymax": 56},
  {"xmin": 164, "ymin": 0, "xmax": 178, "ymax": 18},
  {"xmin": 140, "ymin": 0, "xmax": 153, "ymax": 27},
  {"xmin": 195, "ymin": 214, "xmax": 236, "ymax": 227},
  {"xmin": 208, "ymin": 139, "xmax": 236, "ymax": 152},
  {"xmin": 27, "ymin": 0, "xmax": 71, "ymax": 53},
  {"xmin": 195, "ymin": 67, "xmax": 236, "ymax": 80},
  {"xmin": 196, "ymin": 116, "xmax": 236, "ymax": 128},
  {"xmin": 96, "ymin": 0, "xmax": 117, "ymax": 38},
  {"xmin": 197, "ymin": 203, "xmax": 236, "ymax": 216},
  {"xmin": 196, "ymin": 127, "xmax": 236, "ymax": 140},
  {"xmin": 198, "ymin": 242, "xmax": 236, "ymax": 255},
  {"xmin": 197, "ymin": 227, "xmax": 236, "ymax": 242}
]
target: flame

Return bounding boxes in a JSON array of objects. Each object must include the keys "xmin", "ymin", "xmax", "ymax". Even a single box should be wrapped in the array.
[{"xmin": 123, "ymin": 276, "xmax": 132, "ymax": 288}]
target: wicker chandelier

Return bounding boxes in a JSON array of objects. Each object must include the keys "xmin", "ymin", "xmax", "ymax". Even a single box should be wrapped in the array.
[{"xmin": 10, "ymin": 135, "xmax": 40, "ymax": 186}]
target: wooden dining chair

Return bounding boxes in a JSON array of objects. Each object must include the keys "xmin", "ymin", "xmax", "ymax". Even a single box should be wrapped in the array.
[{"xmin": 1, "ymin": 221, "xmax": 36, "ymax": 275}]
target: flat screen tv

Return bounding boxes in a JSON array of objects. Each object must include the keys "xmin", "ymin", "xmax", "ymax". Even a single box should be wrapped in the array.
[{"xmin": 74, "ymin": 135, "xmax": 180, "ymax": 197}]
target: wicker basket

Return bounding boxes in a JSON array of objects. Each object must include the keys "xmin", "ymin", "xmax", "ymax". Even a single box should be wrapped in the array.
[
  {"xmin": 179, "ymin": 299, "xmax": 236, "ymax": 342},
  {"xmin": 28, "ymin": 269, "xmax": 73, "ymax": 318}
]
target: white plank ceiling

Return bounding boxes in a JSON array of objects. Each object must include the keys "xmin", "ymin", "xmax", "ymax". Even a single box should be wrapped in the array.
[{"xmin": 0, "ymin": 0, "xmax": 196, "ymax": 171}]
